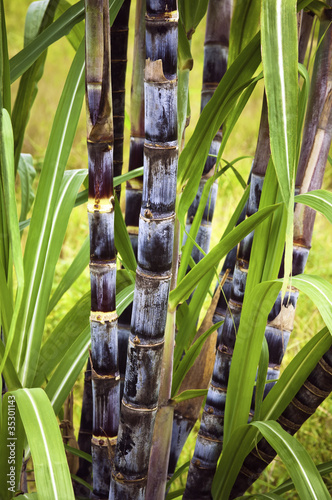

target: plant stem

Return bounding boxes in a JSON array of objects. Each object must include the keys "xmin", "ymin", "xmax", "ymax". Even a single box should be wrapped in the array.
[
  {"xmin": 111, "ymin": 0, "xmax": 131, "ymax": 200},
  {"xmin": 85, "ymin": 1, "xmax": 119, "ymax": 497},
  {"xmin": 109, "ymin": 2, "xmax": 178, "ymax": 498}
]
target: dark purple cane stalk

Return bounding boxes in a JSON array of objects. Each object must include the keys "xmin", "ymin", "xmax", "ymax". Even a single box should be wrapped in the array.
[
  {"xmin": 168, "ymin": 0, "xmax": 232, "ymax": 477},
  {"xmin": 109, "ymin": 2, "xmax": 178, "ymax": 498},
  {"xmin": 118, "ymin": 0, "xmax": 145, "ymax": 400},
  {"xmin": 184, "ymin": 0, "xmax": 232, "ymax": 266},
  {"xmin": 85, "ymin": 1, "xmax": 120, "ymax": 497},
  {"xmin": 111, "ymin": 0, "xmax": 131, "ymax": 200},
  {"xmin": 183, "ymin": 96, "xmax": 271, "ymax": 500}
]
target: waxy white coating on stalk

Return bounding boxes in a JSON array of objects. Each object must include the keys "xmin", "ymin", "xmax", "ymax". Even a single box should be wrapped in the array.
[{"xmin": 110, "ymin": 3, "xmax": 178, "ymax": 498}]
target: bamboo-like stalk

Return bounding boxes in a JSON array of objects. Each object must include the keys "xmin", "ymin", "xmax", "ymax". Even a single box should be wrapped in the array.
[
  {"xmin": 111, "ymin": 0, "xmax": 131, "ymax": 200},
  {"xmin": 118, "ymin": 0, "xmax": 145, "ymax": 400},
  {"xmin": 124, "ymin": 0, "xmax": 145, "ymax": 258},
  {"xmin": 184, "ymin": 0, "xmax": 231, "ymax": 265},
  {"xmin": 230, "ymin": 344, "xmax": 332, "ymax": 498},
  {"xmin": 183, "ymin": 96, "xmax": 270, "ymax": 500},
  {"xmin": 167, "ymin": 0, "xmax": 232, "ymax": 477},
  {"xmin": 109, "ymin": 2, "xmax": 178, "ymax": 498},
  {"xmin": 85, "ymin": 1, "xmax": 119, "ymax": 497}
]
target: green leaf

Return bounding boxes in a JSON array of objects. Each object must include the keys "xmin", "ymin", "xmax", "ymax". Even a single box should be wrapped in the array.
[
  {"xmin": 70, "ymin": 474, "xmax": 94, "ymax": 492},
  {"xmin": 169, "ymin": 203, "xmax": 280, "ymax": 309},
  {"xmin": 165, "ymin": 461, "xmax": 190, "ymax": 494},
  {"xmin": 34, "ymin": 292, "xmax": 90, "ymax": 387},
  {"xmin": 290, "ymin": 275, "xmax": 332, "ymax": 333},
  {"xmin": 253, "ymin": 336, "xmax": 269, "ymax": 422},
  {"xmin": 0, "ymin": 0, "xmax": 10, "ymax": 112},
  {"xmin": 114, "ymin": 196, "xmax": 137, "ymax": 273},
  {"xmin": 178, "ymin": 0, "xmax": 209, "ymax": 35},
  {"xmin": 272, "ymin": 460, "xmax": 332, "ymax": 495},
  {"xmin": 251, "ymin": 421, "xmax": 331, "ymax": 499},
  {"xmin": 0, "ymin": 394, "xmax": 25, "ymax": 498},
  {"xmin": 13, "ymin": 40, "xmax": 85, "ymax": 383},
  {"xmin": 0, "ymin": 109, "xmax": 24, "ymax": 379},
  {"xmin": 0, "ymin": 340, "xmax": 21, "ymax": 391},
  {"xmin": 178, "ymin": 169, "xmax": 223, "ymax": 283},
  {"xmin": 116, "ymin": 284, "xmax": 135, "ymax": 316},
  {"xmin": 261, "ymin": 0, "xmax": 298, "ymax": 203},
  {"xmin": 228, "ymin": 0, "xmax": 261, "ymax": 67},
  {"xmin": 9, "ymin": 0, "xmax": 125, "ymax": 83},
  {"xmin": 223, "ymin": 281, "xmax": 282, "ymax": 446},
  {"xmin": 212, "ymin": 327, "xmax": 332, "ymax": 499},
  {"xmin": 236, "ymin": 494, "xmax": 284, "ymax": 500},
  {"xmin": 55, "ymin": 0, "xmax": 85, "ymax": 50},
  {"xmin": 295, "ymin": 189, "xmax": 332, "ymax": 223},
  {"xmin": 48, "ymin": 236, "xmax": 89, "ymax": 314},
  {"xmin": 10, "ymin": 1, "xmax": 84, "ymax": 83},
  {"xmin": 261, "ymin": 0, "xmax": 298, "ymax": 288},
  {"xmin": 12, "ymin": 0, "xmax": 60, "ymax": 168},
  {"xmin": 17, "ymin": 154, "xmax": 36, "ymax": 222},
  {"xmin": 172, "ymin": 389, "xmax": 208, "ymax": 403},
  {"xmin": 10, "ymin": 388, "xmax": 75, "ymax": 499},
  {"xmin": 172, "ymin": 322, "xmax": 222, "ymax": 397},
  {"xmin": 73, "ymin": 167, "xmax": 144, "ymax": 208},
  {"xmin": 45, "ymin": 327, "xmax": 90, "ymax": 415},
  {"xmin": 64, "ymin": 443, "xmax": 92, "ymax": 463},
  {"xmin": 19, "ymin": 170, "xmax": 87, "ymax": 386},
  {"xmin": 174, "ymin": 269, "xmax": 215, "ymax": 370}
]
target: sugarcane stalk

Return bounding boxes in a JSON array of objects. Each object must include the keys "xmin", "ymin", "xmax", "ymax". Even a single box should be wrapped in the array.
[
  {"xmin": 85, "ymin": 1, "xmax": 119, "ymax": 497},
  {"xmin": 183, "ymin": 95, "xmax": 271, "ymax": 500},
  {"xmin": 118, "ymin": 0, "xmax": 145, "ymax": 400},
  {"xmin": 229, "ymin": 344, "xmax": 332, "ymax": 498},
  {"xmin": 109, "ymin": 2, "xmax": 178, "ymax": 498},
  {"xmin": 184, "ymin": 0, "xmax": 231, "ymax": 266},
  {"xmin": 166, "ymin": 0, "xmax": 232, "ymax": 478},
  {"xmin": 111, "ymin": 0, "xmax": 131, "ymax": 200}
]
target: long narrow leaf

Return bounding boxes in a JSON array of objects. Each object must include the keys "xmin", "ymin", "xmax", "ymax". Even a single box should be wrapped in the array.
[
  {"xmin": 0, "ymin": 109, "xmax": 24, "ymax": 378},
  {"xmin": 251, "ymin": 421, "xmax": 331, "ymax": 499},
  {"xmin": 295, "ymin": 189, "xmax": 332, "ymax": 223},
  {"xmin": 261, "ymin": 0, "xmax": 298, "ymax": 287},
  {"xmin": 12, "ymin": 388, "xmax": 75, "ymax": 499},
  {"xmin": 13, "ymin": 40, "xmax": 85, "ymax": 380}
]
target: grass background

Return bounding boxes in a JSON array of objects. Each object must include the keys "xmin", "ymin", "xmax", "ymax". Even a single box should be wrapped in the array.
[{"xmin": 5, "ymin": 0, "xmax": 332, "ymax": 497}]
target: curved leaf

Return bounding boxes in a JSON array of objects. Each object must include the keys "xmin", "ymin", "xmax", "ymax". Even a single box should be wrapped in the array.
[
  {"xmin": 251, "ymin": 421, "xmax": 331, "ymax": 500},
  {"xmin": 34, "ymin": 292, "xmax": 90, "ymax": 387},
  {"xmin": 291, "ymin": 275, "xmax": 332, "ymax": 333},
  {"xmin": 172, "ymin": 321, "xmax": 222, "ymax": 397},
  {"xmin": 48, "ymin": 235, "xmax": 89, "ymax": 314},
  {"xmin": 295, "ymin": 189, "xmax": 332, "ymax": 223},
  {"xmin": 0, "ymin": 109, "xmax": 24, "ymax": 378},
  {"xmin": 12, "ymin": 388, "xmax": 75, "ymax": 499},
  {"xmin": 45, "ymin": 327, "xmax": 90, "ymax": 415}
]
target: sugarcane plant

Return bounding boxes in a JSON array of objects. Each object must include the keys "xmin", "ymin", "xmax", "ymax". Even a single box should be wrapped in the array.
[{"xmin": 2, "ymin": 0, "xmax": 332, "ymax": 499}]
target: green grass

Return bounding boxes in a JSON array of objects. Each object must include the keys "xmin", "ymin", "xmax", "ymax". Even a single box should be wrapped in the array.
[{"xmin": 6, "ymin": 0, "xmax": 332, "ymax": 496}]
